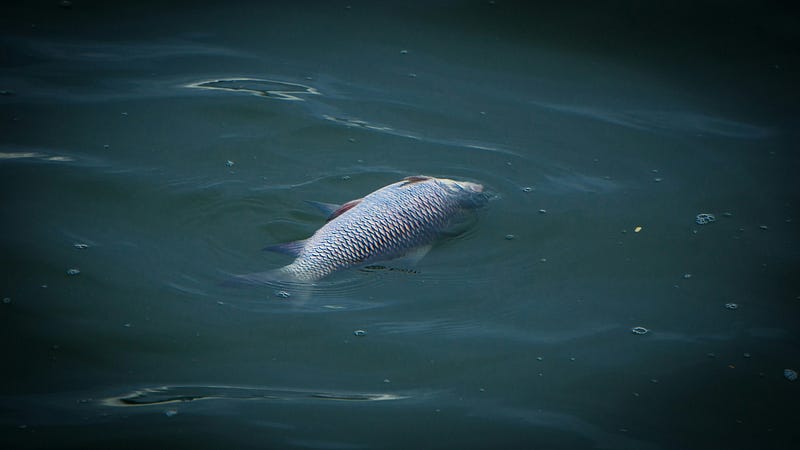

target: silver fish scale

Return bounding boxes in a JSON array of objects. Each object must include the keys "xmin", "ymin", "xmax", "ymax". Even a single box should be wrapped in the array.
[{"xmin": 279, "ymin": 179, "xmax": 471, "ymax": 281}]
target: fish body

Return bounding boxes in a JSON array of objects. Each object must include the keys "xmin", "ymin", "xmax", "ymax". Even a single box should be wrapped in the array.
[{"xmin": 256, "ymin": 175, "xmax": 486, "ymax": 283}]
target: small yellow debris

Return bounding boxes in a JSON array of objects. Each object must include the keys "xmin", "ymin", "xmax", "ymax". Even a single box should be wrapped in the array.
[{"xmin": 634, "ymin": 226, "xmax": 643, "ymax": 233}]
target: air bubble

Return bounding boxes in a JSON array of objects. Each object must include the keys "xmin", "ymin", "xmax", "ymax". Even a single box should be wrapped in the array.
[{"xmin": 695, "ymin": 213, "xmax": 716, "ymax": 225}]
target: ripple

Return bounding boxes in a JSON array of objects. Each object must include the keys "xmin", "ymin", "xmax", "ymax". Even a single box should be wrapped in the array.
[
  {"xmin": 0, "ymin": 148, "xmax": 75, "ymax": 163},
  {"xmin": 9, "ymin": 36, "xmax": 252, "ymax": 63},
  {"xmin": 101, "ymin": 384, "xmax": 409, "ymax": 407},
  {"xmin": 185, "ymin": 78, "xmax": 321, "ymax": 101},
  {"xmin": 532, "ymin": 102, "xmax": 773, "ymax": 139},
  {"xmin": 321, "ymin": 114, "xmax": 523, "ymax": 157}
]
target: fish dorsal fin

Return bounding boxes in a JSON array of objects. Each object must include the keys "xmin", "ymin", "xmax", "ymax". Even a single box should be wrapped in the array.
[
  {"xmin": 305, "ymin": 201, "xmax": 342, "ymax": 217},
  {"xmin": 325, "ymin": 198, "xmax": 362, "ymax": 221},
  {"xmin": 263, "ymin": 238, "xmax": 308, "ymax": 257},
  {"xmin": 306, "ymin": 198, "xmax": 363, "ymax": 221},
  {"xmin": 400, "ymin": 175, "xmax": 432, "ymax": 186}
]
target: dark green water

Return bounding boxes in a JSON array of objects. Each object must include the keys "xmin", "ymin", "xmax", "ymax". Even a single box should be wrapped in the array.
[{"xmin": 2, "ymin": 1, "xmax": 799, "ymax": 449}]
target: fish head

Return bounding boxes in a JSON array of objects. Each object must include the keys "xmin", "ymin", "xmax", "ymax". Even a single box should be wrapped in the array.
[{"xmin": 435, "ymin": 177, "xmax": 488, "ymax": 208}]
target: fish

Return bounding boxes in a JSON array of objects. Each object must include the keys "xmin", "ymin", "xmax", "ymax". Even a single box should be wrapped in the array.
[{"xmin": 232, "ymin": 175, "xmax": 487, "ymax": 285}]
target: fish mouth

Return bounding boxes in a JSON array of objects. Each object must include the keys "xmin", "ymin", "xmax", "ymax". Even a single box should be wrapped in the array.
[{"xmin": 460, "ymin": 181, "xmax": 484, "ymax": 193}]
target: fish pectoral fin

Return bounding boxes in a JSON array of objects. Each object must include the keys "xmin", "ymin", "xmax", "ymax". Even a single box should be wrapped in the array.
[
  {"xmin": 305, "ymin": 198, "xmax": 363, "ymax": 221},
  {"xmin": 263, "ymin": 239, "xmax": 308, "ymax": 256},
  {"xmin": 360, "ymin": 265, "xmax": 419, "ymax": 275},
  {"xmin": 390, "ymin": 244, "xmax": 432, "ymax": 267}
]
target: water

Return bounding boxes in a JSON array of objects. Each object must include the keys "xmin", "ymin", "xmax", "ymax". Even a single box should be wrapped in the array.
[{"xmin": 2, "ymin": 1, "xmax": 799, "ymax": 449}]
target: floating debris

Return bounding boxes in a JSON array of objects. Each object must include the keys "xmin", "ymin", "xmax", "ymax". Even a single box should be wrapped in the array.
[
  {"xmin": 522, "ymin": 186, "xmax": 534, "ymax": 193},
  {"xmin": 539, "ymin": 258, "xmax": 547, "ymax": 263},
  {"xmin": 785, "ymin": 369, "xmax": 798, "ymax": 381},
  {"xmin": 759, "ymin": 225, "xmax": 769, "ymax": 230},
  {"xmin": 724, "ymin": 302, "xmax": 739, "ymax": 310},
  {"xmin": 634, "ymin": 226, "xmax": 643, "ymax": 233},
  {"xmin": 73, "ymin": 243, "xmax": 89, "ymax": 249},
  {"xmin": 504, "ymin": 234, "xmax": 515, "ymax": 240},
  {"xmin": 536, "ymin": 356, "xmax": 543, "ymax": 361},
  {"xmin": 695, "ymin": 213, "xmax": 716, "ymax": 225},
  {"xmin": 631, "ymin": 326, "xmax": 649, "ymax": 335},
  {"xmin": 538, "ymin": 209, "xmax": 547, "ymax": 214},
  {"xmin": 225, "ymin": 160, "xmax": 235, "ymax": 167},
  {"xmin": 683, "ymin": 273, "xmax": 692, "ymax": 279},
  {"xmin": 66, "ymin": 268, "xmax": 81, "ymax": 276},
  {"xmin": 653, "ymin": 177, "xmax": 663, "ymax": 182},
  {"xmin": 164, "ymin": 409, "xmax": 178, "ymax": 417},
  {"xmin": 743, "ymin": 353, "xmax": 751, "ymax": 358},
  {"xmin": 274, "ymin": 290, "xmax": 291, "ymax": 299},
  {"xmin": 353, "ymin": 330, "xmax": 367, "ymax": 337},
  {"xmin": 722, "ymin": 212, "xmax": 733, "ymax": 217},
  {"xmin": 399, "ymin": 49, "xmax": 409, "ymax": 54}
]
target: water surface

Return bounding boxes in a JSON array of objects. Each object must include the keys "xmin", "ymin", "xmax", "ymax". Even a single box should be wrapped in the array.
[{"xmin": 1, "ymin": 1, "xmax": 799, "ymax": 449}]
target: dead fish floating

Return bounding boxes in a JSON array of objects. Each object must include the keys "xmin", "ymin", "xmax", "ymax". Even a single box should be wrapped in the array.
[{"xmin": 233, "ymin": 175, "xmax": 488, "ymax": 285}]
